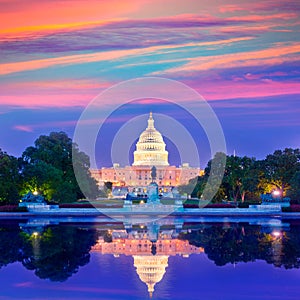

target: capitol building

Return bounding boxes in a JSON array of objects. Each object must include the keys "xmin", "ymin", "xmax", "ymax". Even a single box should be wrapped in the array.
[{"xmin": 91, "ymin": 113, "xmax": 202, "ymax": 190}]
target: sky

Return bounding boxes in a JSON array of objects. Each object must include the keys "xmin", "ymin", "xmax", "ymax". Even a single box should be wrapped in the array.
[{"xmin": 0, "ymin": 0, "xmax": 300, "ymax": 168}]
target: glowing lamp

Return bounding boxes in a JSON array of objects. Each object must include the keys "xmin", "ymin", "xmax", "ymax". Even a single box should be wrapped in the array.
[{"xmin": 272, "ymin": 231, "xmax": 281, "ymax": 238}]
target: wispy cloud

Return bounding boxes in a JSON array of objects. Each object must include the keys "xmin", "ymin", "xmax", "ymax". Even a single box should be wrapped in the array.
[
  {"xmin": 13, "ymin": 281, "xmax": 34, "ymax": 287},
  {"xmin": 219, "ymin": 0, "xmax": 300, "ymax": 14},
  {"xmin": 13, "ymin": 125, "xmax": 33, "ymax": 132},
  {"xmin": 0, "ymin": 37, "xmax": 253, "ymax": 76},
  {"xmin": 152, "ymin": 43, "xmax": 300, "ymax": 75}
]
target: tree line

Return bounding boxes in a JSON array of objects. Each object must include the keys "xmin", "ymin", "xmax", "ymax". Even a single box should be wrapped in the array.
[
  {"xmin": 0, "ymin": 131, "xmax": 99, "ymax": 205},
  {"xmin": 1, "ymin": 131, "xmax": 299, "ymax": 205},
  {"xmin": 179, "ymin": 148, "xmax": 300, "ymax": 203}
]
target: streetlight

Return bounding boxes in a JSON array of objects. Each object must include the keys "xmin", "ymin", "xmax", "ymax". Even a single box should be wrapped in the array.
[{"xmin": 272, "ymin": 189, "xmax": 282, "ymax": 199}]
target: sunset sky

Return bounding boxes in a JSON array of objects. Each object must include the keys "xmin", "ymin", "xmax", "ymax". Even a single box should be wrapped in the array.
[{"xmin": 1, "ymin": 0, "xmax": 299, "ymax": 167}]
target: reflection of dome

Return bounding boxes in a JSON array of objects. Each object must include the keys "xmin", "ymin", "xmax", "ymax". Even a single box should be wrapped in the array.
[
  {"xmin": 133, "ymin": 112, "xmax": 169, "ymax": 166},
  {"xmin": 133, "ymin": 255, "xmax": 169, "ymax": 298}
]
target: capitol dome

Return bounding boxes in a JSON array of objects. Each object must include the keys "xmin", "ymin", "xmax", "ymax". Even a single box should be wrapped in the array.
[
  {"xmin": 133, "ymin": 255, "xmax": 169, "ymax": 298},
  {"xmin": 133, "ymin": 112, "xmax": 169, "ymax": 166}
]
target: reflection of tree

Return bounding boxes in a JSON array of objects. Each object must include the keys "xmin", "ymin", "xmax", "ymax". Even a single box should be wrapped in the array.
[
  {"xmin": 180, "ymin": 224, "xmax": 260, "ymax": 266},
  {"xmin": 180, "ymin": 223, "xmax": 300, "ymax": 269},
  {"xmin": 0, "ymin": 223, "xmax": 29, "ymax": 268},
  {"xmin": 21, "ymin": 226, "xmax": 97, "ymax": 281},
  {"xmin": 1, "ymin": 222, "xmax": 300, "ymax": 282},
  {"xmin": 0, "ymin": 224, "xmax": 97, "ymax": 281},
  {"xmin": 259, "ymin": 227, "xmax": 300, "ymax": 269}
]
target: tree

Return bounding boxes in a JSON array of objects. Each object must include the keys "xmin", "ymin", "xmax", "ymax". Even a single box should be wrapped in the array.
[
  {"xmin": 178, "ymin": 149, "xmax": 300, "ymax": 203},
  {"xmin": 0, "ymin": 149, "xmax": 20, "ymax": 204},
  {"xmin": 287, "ymin": 171, "xmax": 300, "ymax": 202},
  {"xmin": 201, "ymin": 152, "xmax": 227, "ymax": 202},
  {"xmin": 20, "ymin": 132, "xmax": 99, "ymax": 203},
  {"xmin": 200, "ymin": 153, "xmax": 260, "ymax": 203},
  {"xmin": 222, "ymin": 155, "xmax": 259, "ymax": 202},
  {"xmin": 261, "ymin": 148, "xmax": 300, "ymax": 196}
]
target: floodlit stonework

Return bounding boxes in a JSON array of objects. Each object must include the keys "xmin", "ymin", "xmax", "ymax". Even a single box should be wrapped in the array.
[{"xmin": 91, "ymin": 113, "xmax": 202, "ymax": 188}]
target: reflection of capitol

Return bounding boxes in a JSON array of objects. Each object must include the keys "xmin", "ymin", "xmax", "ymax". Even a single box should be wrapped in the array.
[
  {"xmin": 91, "ymin": 224, "xmax": 203, "ymax": 298},
  {"xmin": 133, "ymin": 255, "xmax": 168, "ymax": 298},
  {"xmin": 91, "ymin": 113, "xmax": 202, "ymax": 188}
]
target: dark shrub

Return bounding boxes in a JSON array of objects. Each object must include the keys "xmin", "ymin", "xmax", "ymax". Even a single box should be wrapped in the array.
[
  {"xmin": 282, "ymin": 205, "xmax": 300, "ymax": 212},
  {"xmin": 205, "ymin": 203, "xmax": 236, "ymax": 208},
  {"xmin": 238, "ymin": 202, "xmax": 250, "ymax": 208},
  {"xmin": 0, "ymin": 205, "xmax": 28, "ymax": 212}
]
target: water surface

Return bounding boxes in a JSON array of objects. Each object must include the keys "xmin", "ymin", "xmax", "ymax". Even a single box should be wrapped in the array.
[{"xmin": 0, "ymin": 217, "xmax": 299, "ymax": 300}]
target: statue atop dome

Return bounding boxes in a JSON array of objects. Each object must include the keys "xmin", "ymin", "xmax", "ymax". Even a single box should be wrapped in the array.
[{"xmin": 133, "ymin": 112, "xmax": 169, "ymax": 166}]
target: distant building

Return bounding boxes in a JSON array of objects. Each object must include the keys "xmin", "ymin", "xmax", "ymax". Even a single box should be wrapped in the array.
[{"xmin": 91, "ymin": 112, "xmax": 202, "ymax": 188}]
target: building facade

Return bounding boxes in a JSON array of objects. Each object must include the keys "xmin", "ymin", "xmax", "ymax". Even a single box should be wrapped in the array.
[{"xmin": 91, "ymin": 113, "xmax": 202, "ymax": 188}]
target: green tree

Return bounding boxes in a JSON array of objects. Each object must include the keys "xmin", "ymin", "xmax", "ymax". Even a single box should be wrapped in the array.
[
  {"xmin": 262, "ymin": 148, "xmax": 300, "ymax": 196},
  {"xmin": 287, "ymin": 171, "xmax": 300, "ymax": 201},
  {"xmin": 222, "ymin": 155, "xmax": 259, "ymax": 202},
  {"xmin": 0, "ymin": 149, "xmax": 20, "ymax": 204},
  {"xmin": 20, "ymin": 132, "xmax": 99, "ymax": 203},
  {"xmin": 201, "ymin": 152, "xmax": 227, "ymax": 202}
]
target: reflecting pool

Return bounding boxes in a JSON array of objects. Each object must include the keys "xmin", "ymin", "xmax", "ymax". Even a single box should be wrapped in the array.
[{"xmin": 0, "ymin": 217, "xmax": 300, "ymax": 299}]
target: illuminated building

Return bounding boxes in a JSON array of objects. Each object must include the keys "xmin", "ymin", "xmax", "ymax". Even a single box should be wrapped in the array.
[{"xmin": 91, "ymin": 113, "xmax": 202, "ymax": 188}]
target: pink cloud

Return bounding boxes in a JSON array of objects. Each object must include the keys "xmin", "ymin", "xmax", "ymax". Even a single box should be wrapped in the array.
[
  {"xmin": 0, "ymin": 0, "xmax": 140, "ymax": 34},
  {"xmin": 13, "ymin": 125, "xmax": 33, "ymax": 132},
  {"xmin": 219, "ymin": 23, "xmax": 294, "ymax": 34},
  {"xmin": 0, "ymin": 79, "xmax": 113, "ymax": 108},
  {"xmin": 191, "ymin": 80, "xmax": 300, "ymax": 102},
  {"xmin": 0, "ymin": 79, "xmax": 110, "ymax": 95},
  {"xmin": 219, "ymin": 1, "xmax": 300, "ymax": 14},
  {"xmin": 219, "ymin": 5, "xmax": 244, "ymax": 13},
  {"xmin": 228, "ymin": 13, "xmax": 297, "ymax": 22},
  {"xmin": 12, "ymin": 118, "xmax": 121, "ymax": 133},
  {"xmin": 13, "ymin": 281, "xmax": 33, "ymax": 287},
  {"xmin": 0, "ymin": 94, "xmax": 94, "ymax": 108}
]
